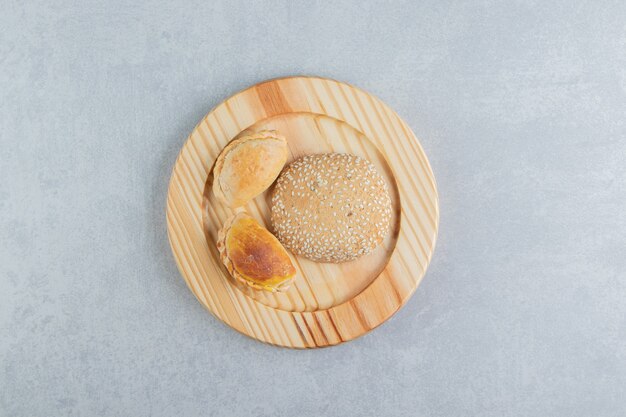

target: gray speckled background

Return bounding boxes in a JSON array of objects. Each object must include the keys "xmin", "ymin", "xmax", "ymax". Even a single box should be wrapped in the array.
[{"xmin": 1, "ymin": 0, "xmax": 625, "ymax": 416}]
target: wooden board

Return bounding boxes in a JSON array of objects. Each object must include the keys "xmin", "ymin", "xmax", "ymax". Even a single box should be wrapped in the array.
[{"xmin": 166, "ymin": 76, "xmax": 439, "ymax": 348}]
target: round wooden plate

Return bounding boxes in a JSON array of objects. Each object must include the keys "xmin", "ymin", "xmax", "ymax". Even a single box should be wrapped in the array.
[{"xmin": 166, "ymin": 76, "xmax": 438, "ymax": 348}]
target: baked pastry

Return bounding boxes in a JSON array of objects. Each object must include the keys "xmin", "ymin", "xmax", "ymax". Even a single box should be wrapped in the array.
[
  {"xmin": 217, "ymin": 212, "xmax": 296, "ymax": 292},
  {"xmin": 270, "ymin": 153, "xmax": 392, "ymax": 263},
  {"xmin": 212, "ymin": 130, "xmax": 288, "ymax": 207}
]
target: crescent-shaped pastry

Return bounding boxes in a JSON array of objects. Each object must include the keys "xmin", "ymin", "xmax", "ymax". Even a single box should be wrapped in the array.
[
  {"xmin": 212, "ymin": 130, "xmax": 288, "ymax": 208},
  {"xmin": 217, "ymin": 212, "xmax": 296, "ymax": 292}
]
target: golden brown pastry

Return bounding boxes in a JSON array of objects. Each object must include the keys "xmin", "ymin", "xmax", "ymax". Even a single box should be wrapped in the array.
[
  {"xmin": 212, "ymin": 130, "xmax": 288, "ymax": 207},
  {"xmin": 271, "ymin": 153, "xmax": 392, "ymax": 263},
  {"xmin": 217, "ymin": 212, "xmax": 296, "ymax": 292}
]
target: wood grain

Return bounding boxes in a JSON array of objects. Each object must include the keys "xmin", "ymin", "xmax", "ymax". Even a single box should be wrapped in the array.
[{"xmin": 166, "ymin": 76, "xmax": 439, "ymax": 348}]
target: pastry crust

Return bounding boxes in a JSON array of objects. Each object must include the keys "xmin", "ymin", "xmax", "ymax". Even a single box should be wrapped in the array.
[
  {"xmin": 217, "ymin": 212, "xmax": 296, "ymax": 292},
  {"xmin": 212, "ymin": 130, "xmax": 288, "ymax": 208}
]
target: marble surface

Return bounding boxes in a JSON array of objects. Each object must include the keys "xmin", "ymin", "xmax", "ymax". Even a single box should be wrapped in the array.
[{"xmin": 1, "ymin": 1, "xmax": 625, "ymax": 416}]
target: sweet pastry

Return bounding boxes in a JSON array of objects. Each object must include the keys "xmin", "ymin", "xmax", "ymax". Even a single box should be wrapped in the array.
[
  {"xmin": 270, "ymin": 153, "xmax": 392, "ymax": 263},
  {"xmin": 217, "ymin": 212, "xmax": 296, "ymax": 292},
  {"xmin": 212, "ymin": 130, "xmax": 288, "ymax": 208}
]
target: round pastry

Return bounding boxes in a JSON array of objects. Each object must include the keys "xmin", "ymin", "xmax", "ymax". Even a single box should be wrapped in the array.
[
  {"xmin": 270, "ymin": 153, "xmax": 392, "ymax": 263},
  {"xmin": 212, "ymin": 130, "xmax": 288, "ymax": 208}
]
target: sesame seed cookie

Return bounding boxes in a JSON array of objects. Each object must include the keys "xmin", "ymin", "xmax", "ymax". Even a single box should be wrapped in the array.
[{"xmin": 270, "ymin": 153, "xmax": 392, "ymax": 263}]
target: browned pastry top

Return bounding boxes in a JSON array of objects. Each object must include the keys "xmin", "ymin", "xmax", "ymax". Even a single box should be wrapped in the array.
[{"xmin": 217, "ymin": 212, "xmax": 296, "ymax": 292}]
